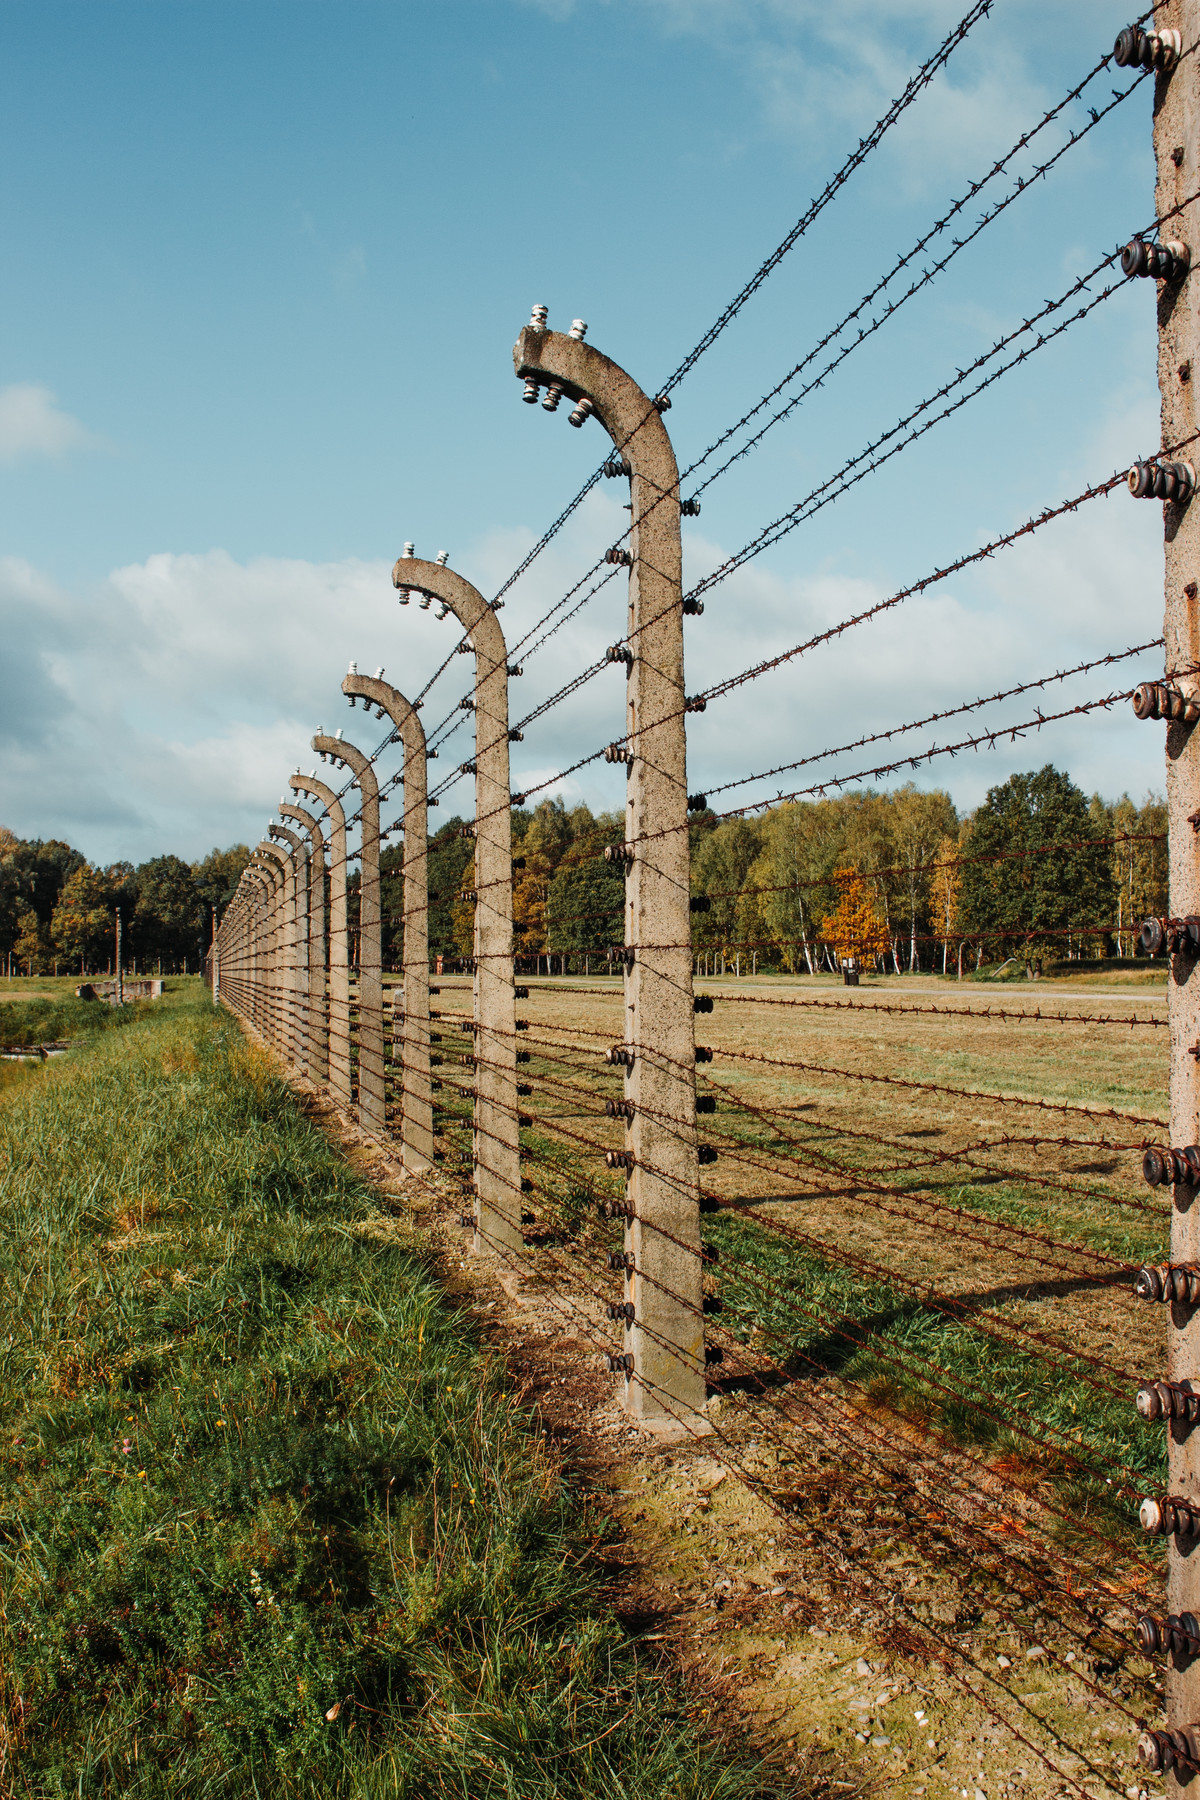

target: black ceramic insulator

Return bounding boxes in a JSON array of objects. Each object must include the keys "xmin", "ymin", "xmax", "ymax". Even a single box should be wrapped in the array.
[
  {"xmin": 694, "ymin": 995, "xmax": 714, "ymax": 1013},
  {"xmin": 696, "ymin": 1095, "xmax": 716, "ymax": 1113},
  {"xmin": 698, "ymin": 1145, "xmax": 718, "ymax": 1165}
]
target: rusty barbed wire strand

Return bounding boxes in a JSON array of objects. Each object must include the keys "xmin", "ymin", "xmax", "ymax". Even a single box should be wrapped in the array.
[
  {"xmin": 482, "ymin": 0, "xmax": 1000, "ymax": 618},
  {"xmin": 562, "ymin": 1229, "xmax": 1159, "ymax": 1669},
  {"xmin": 705, "ymin": 641, "xmax": 1165, "ymax": 801},
  {"xmin": 706, "ymin": 1038, "xmax": 1166, "ymax": 1129},
  {"xmin": 489, "ymin": 432, "xmax": 1200, "ymax": 818},
  {"xmin": 711, "ymin": 992, "xmax": 1167, "ymax": 1028}
]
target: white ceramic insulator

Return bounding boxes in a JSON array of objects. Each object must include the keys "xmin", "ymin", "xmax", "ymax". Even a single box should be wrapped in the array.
[
  {"xmin": 436, "ymin": 549, "xmax": 449, "ymax": 565},
  {"xmin": 569, "ymin": 319, "xmax": 587, "ymax": 340}
]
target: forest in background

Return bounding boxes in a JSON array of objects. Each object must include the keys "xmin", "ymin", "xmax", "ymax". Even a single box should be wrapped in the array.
[
  {"xmin": 395, "ymin": 765, "xmax": 1166, "ymax": 975},
  {"xmin": 1, "ymin": 761, "xmax": 1167, "ymax": 979},
  {"xmin": 0, "ymin": 832, "xmax": 248, "ymax": 975}
]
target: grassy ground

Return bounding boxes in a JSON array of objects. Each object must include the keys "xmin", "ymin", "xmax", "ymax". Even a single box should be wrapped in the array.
[
  {"xmin": 0, "ymin": 984, "xmax": 774, "ymax": 1799},
  {"xmin": 422, "ymin": 975, "xmax": 1169, "ymax": 1523}
]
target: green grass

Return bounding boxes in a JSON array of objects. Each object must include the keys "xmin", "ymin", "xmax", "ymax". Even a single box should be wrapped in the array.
[{"xmin": 0, "ymin": 991, "xmax": 775, "ymax": 1799}]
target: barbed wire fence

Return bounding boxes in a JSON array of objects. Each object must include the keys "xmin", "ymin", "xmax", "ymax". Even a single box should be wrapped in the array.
[{"xmin": 210, "ymin": 7, "xmax": 1200, "ymax": 1789}]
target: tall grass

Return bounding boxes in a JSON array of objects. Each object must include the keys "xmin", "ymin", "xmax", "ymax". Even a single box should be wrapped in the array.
[{"xmin": 0, "ymin": 992, "xmax": 774, "ymax": 1799}]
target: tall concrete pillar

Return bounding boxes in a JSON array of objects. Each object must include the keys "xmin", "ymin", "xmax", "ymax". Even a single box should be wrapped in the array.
[
  {"xmin": 390, "ymin": 549, "xmax": 520, "ymax": 1256},
  {"xmin": 312, "ymin": 732, "xmax": 384, "ymax": 1135},
  {"xmin": 515, "ymin": 311, "xmax": 705, "ymax": 1430},
  {"xmin": 292, "ymin": 772, "xmax": 351, "ymax": 1112},
  {"xmin": 342, "ymin": 669, "xmax": 433, "ymax": 1171},
  {"xmin": 281, "ymin": 798, "xmax": 328, "ymax": 1088},
  {"xmin": 1142, "ymin": 5, "xmax": 1200, "ymax": 1779},
  {"xmin": 255, "ymin": 841, "xmax": 291, "ymax": 1059},
  {"xmin": 270, "ymin": 822, "xmax": 310, "ymax": 1076}
]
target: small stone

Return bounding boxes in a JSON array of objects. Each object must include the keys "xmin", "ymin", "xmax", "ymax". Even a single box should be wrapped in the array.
[
  {"xmin": 997, "ymin": 1655, "xmax": 1012, "ymax": 1668},
  {"xmin": 855, "ymin": 1733, "xmax": 867, "ymax": 1745},
  {"xmin": 809, "ymin": 1626, "xmax": 829, "ymax": 1638},
  {"xmin": 974, "ymin": 1788, "xmax": 987, "ymax": 1800},
  {"xmin": 872, "ymin": 1737, "xmax": 891, "ymax": 1749},
  {"xmin": 856, "ymin": 1658, "xmax": 873, "ymax": 1676},
  {"xmin": 1126, "ymin": 1788, "xmax": 1140, "ymax": 1798},
  {"xmin": 1025, "ymin": 1645, "xmax": 1046, "ymax": 1661}
]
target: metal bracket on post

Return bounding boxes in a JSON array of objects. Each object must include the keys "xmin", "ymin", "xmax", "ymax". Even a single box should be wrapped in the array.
[
  {"xmin": 343, "ymin": 671, "xmax": 434, "ymax": 1172},
  {"xmin": 514, "ymin": 310, "xmax": 706, "ymax": 1434},
  {"xmin": 311, "ymin": 733, "xmax": 385, "ymax": 1135},
  {"xmin": 281, "ymin": 801, "xmax": 326, "ymax": 1085},
  {"xmin": 389, "ymin": 548, "xmax": 521, "ymax": 1258},
  {"xmin": 294, "ymin": 770, "xmax": 351, "ymax": 1112}
]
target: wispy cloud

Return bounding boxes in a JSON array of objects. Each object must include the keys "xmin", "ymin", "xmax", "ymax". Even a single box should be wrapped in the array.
[{"xmin": 0, "ymin": 384, "xmax": 94, "ymax": 465}]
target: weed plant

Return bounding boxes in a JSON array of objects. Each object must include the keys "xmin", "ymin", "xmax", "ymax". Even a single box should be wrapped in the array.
[{"xmin": 0, "ymin": 992, "xmax": 773, "ymax": 1799}]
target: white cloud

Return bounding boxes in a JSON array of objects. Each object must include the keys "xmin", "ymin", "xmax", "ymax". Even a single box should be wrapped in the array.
[
  {"xmin": 0, "ymin": 434, "xmax": 1171, "ymax": 868},
  {"xmin": 0, "ymin": 384, "xmax": 93, "ymax": 465}
]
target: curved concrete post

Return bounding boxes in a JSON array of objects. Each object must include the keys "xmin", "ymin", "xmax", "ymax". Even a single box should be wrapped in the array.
[
  {"xmin": 390, "ymin": 551, "xmax": 520, "ymax": 1256},
  {"xmin": 514, "ymin": 318, "xmax": 704, "ymax": 1430},
  {"xmin": 254, "ymin": 840, "xmax": 292, "ymax": 1058},
  {"xmin": 292, "ymin": 772, "xmax": 351, "ymax": 1111},
  {"xmin": 344, "ymin": 671, "xmax": 433, "ymax": 1171},
  {"xmin": 271, "ymin": 822, "xmax": 310, "ymax": 1076},
  {"xmin": 312, "ymin": 732, "xmax": 384, "ymax": 1135},
  {"xmin": 248, "ymin": 864, "xmax": 277, "ymax": 1041},
  {"xmin": 230, "ymin": 875, "xmax": 265, "ymax": 1023},
  {"xmin": 281, "ymin": 799, "xmax": 328, "ymax": 1088}
]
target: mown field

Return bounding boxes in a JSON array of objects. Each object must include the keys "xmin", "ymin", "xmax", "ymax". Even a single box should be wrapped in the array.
[
  {"xmin": 423, "ymin": 970, "xmax": 1171, "ymax": 1794},
  {"xmin": 0, "ymin": 983, "xmax": 774, "ymax": 1799}
]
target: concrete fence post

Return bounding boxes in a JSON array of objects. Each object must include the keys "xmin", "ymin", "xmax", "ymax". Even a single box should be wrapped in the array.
[
  {"xmin": 292, "ymin": 771, "xmax": 351, "ymax": 1112},
  {"xmin": 389, "ymin": 550, "xmax": 521, "ymax": 1257},
  {"xmin": 312, "ymin": 732, "xmax": 384, "ymax": 1135},
  {"xmin": 514, "ymin": 312, "xmax": 706, "ymax": 1432},
  {"xmin": 254, "ymin": 841, "xmax": 291, "ymax": 1058},
  {"xmin": 270, "ymin": 823, "xmax": 310, "ymax": 1076},
  {"xmin": 342, "ymin": 669, "xmax": 434, "ymax": 1172},
  {"xmin": 1145, "ymin": 3, "xmax": 1200, "ymax": 1776},
  {"xmin": 281, "ymin": 798, "xmax": 328, "ymax": 1089}
]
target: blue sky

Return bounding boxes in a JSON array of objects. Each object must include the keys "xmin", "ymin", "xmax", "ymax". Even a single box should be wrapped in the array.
[{"xmin": 0, "ymin": 0, "xmax": 1174, "ymax": 861}]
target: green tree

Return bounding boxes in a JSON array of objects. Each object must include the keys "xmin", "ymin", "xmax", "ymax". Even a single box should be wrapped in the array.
[
  {"xmin": 546, "ymin": 860, "xmax": 625, "ymax": 956},
  {"xmin": 192, "ymin": 844, "xmax": 251, "ymax": 917},
  {"xmin": 956, "ymin": 765, "xmax": 1115, "ymax": 963},
  {"xmin": 51, "ymin": 864, "xmax": 127, "ymax": 970},
  {"xmin": 424, "ymin": 818, "xmax": 476, "ymax": 963},
  {"xmin": 885, "ymin": 785, "xmax": 959, "ymax": 971},
  {"xmin": 692, "ymin": 818, "xmax": 764, "ymax": 960},
  {"xmin": 134, "ymin": 856, "xmax": 206, "ymax": 969}
]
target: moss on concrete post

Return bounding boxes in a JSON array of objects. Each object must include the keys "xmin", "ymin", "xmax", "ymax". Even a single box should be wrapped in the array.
[
  {"xmin": 342, "ymin": 672, "xmax": 433, "ymax": 1173},
  {"xmin": 514, "ymin": 318, "xmax": 705, "ymax": 1433},
  {"xmin": 390, "ymin": 551, "xmax": 521, "ymax": 1258}
]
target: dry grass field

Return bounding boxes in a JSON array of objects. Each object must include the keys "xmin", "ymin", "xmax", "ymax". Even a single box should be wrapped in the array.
[{"xmin": 417, "ymin": 970, "xmax": 1172, "ymax": 1800}]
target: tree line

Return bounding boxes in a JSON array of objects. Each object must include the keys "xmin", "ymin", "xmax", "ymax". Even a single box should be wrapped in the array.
[
  {"xmin": 397, "ymin": 764, "xmax": 1165, "ymax": 975},
  {"xmin": 0, "ymin": 831, "xmax": 250, "ymax": 976},
  {"xmin": 4, "ymin": 759, "xmax": 1167, "ymax": 980}
]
